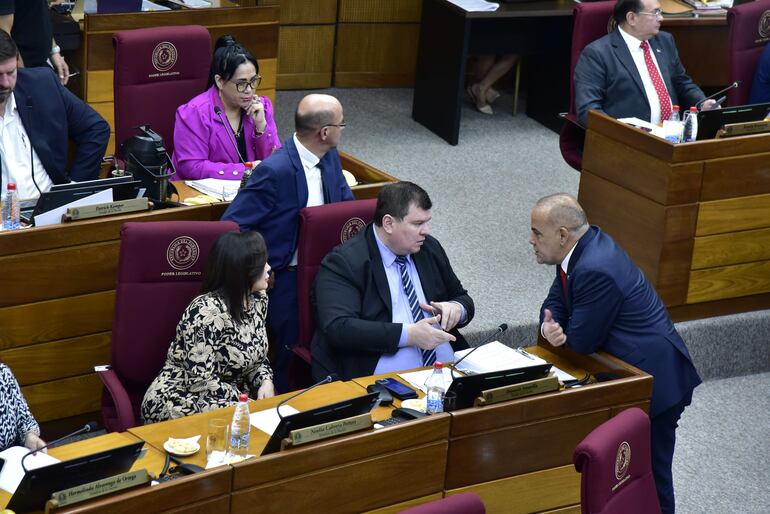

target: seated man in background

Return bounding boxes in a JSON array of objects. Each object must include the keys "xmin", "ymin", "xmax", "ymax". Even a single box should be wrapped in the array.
[
  {"xmin": 749, "ymin": 42, "xmax": 770, "ymax": 105},
  {"xmin": 0, "ymin": 30, "xmax": 109, "ymax": 202},
  {"xmin": 529, "ymin": 193, "xmax": 701, "ymax": 514},
  {"xmin": 311, "ymin": 181, "xmax": 474, "ymax": 381},
  {"xmin": 223, "ymin": 93, "xmax": 353, "ymax": 392},
  {"xmin": 574, "ymin": 0, "xmax": 715, "ymax": 127}
]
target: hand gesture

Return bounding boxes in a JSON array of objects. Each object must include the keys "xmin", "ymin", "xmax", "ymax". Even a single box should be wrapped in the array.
[
  {"xmin": 50, "ymin": 53, "xmax": 69, "ymax": 85},
  {"xmin": 542, "ymin": 308, "xmax": 567, "ymax": 347},
  {"xmin": 257, "ymin": 379, "xmax": 275, "ymax": 399},
  {"xmin": 24, "ymin": 432, "xmax": 47, "ymax": 453},
  {"xmin": 406, "ymin": 315, "xmax": 456, "ymax": 350},
  {"xmin": 421, "ymin": 301, "xmax": 462, "ymax": 331},
  {"xmin": 245, "ymin": 97, "xmax": 267, "ymax": 133}
]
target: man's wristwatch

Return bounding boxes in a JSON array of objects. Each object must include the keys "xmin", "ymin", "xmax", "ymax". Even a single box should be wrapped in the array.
[{"xmin": 51, "ymin": 45, "xmax": 61, "ymax": 56}]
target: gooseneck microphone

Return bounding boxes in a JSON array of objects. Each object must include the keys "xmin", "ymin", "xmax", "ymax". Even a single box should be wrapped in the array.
[
  {"xmin": 696, "ymin": 81, "xmax": 741, "ymax": 108},
  {"xmin": 26, "ymin": 97, "xmax": 41, "ymax": 196},
  {"xmin": 275, "ymin": 375, "xmax": 338, "ymax": 421},
  {"xmin": 213, "ymin": 106, "xmax": 248, "ymax": 167},
  {"xmin": 20, "ymin": 421, "xmax": 99, "ymax": 473},
  {"xmin": 450, "ymin": 323, "xmax": 509, "ymax": 379}
]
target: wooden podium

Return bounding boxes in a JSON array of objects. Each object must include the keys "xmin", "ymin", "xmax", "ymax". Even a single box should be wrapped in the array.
[{"xmin": 579, "ymin": 112, "xmax": 770, "ymax": 322}]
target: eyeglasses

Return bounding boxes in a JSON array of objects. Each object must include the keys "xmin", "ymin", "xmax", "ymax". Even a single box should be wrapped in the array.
[
  {"xmin": 230, "ymin": 75, "xmax": 262, "ymax": 93},
  {"xmin": 323, "ymin": 123, "xmax": 347, "ymax": 129},
  {"xmin": 637, "ymin": 9, "xmax": 663, "ymax": 17}
]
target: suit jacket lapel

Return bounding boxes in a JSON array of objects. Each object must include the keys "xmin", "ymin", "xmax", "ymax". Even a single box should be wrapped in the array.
[
  {"xmin": 365, "ymin": 225, "xmax": 393, "ymax": 312},
  {"xmin": 412, "ymin": 248, "xmax": 435, "ymax": 301},
  {"xmin": 286, "ymin": 137, "xmax": 309, "ymax": 208},
  {"xmin": 210, "ymin": 91, "xmax": 242, "ymax": 163},
  {"xmin": 610, "ymin": 30, "xmax": 647, "ymax": 101}
]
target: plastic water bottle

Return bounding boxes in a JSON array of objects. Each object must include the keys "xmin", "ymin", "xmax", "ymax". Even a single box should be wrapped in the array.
[
  {"xmin": 663, "ymin": 105, "xmax": 682, "ymax": 143},
  {"xmin": 682, "ymin": 106, "xmax": 698, "ymax": 142},
  {"xmin": 2, "ymin": 183, "xmax": 20, "ymax": 230},
  {"xmin": 425, "ymin": 362, "xmax": 446, "ymax": 414},
  {"xmin": 228, "ymin": 393, "xmax": 251, "ymax": 460}
]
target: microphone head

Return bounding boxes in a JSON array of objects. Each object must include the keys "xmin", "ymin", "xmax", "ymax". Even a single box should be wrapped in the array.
[
  {"xmin": 326, "ymin": 373, "xmax": 339, "ymax": 383},
  {"xmin": 498, "ymin": 323, "xmax": 509, "ymax": 332},
  {"xmin": 214, "ymin": 106, "xmax": 222, "ymax": 115},
  {"xmin": 85, "ymin": 421, "xmax": 99, "ymax": 432},
  {"xmin": 734, "ymin": 80, "xmax": 741, "ymax": 87}
]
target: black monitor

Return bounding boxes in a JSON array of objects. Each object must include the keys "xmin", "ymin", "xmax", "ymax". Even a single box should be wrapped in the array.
[
  {"xmin": 7, "ymin": 441, "xmax": 144, "ymax": 513},
  {"xmin": 446, "ymin": 363, "xmax": 552, "ymax": 410},
  {"xmin": 261, "ymin": 392, "xmax": 380, "ymax": 455},
  {"xmin": 696, "ymin": 102, "xmax": 770, "ymax": 140},
  {"xmin": 28, "ymin": 175, "xmax": 142, "ymax": 222}
]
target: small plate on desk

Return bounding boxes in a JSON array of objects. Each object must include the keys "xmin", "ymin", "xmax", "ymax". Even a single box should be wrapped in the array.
[
  {"xmin": 164, "ymin": 437, "xmax": 200, "ymax": 456},
  {"xmin": 401, "ymin": 398, "xmax": 427, "ymax": 413}
]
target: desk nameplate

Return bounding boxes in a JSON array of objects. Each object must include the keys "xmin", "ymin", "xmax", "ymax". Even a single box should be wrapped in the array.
[
  {"xmin": 64, "ymin": 198, "xmax": 150, "ymax": 221},
  {"xmin": 44, "ymin": 468, "xmax": 150, "ymax": 511},
  {"xmin": 474, "ymin": 373, "xmax": 560, "ymax": 406},
  {"xmin": 717, "ymin": 120, "xmax": 770, "ymax": 138},
  {"xmin": 281, "ymin": 413, "xmax": 373, "ymax": 450}
]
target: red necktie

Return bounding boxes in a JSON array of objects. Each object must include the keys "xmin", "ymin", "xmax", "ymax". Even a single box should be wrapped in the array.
[
  {"xmin": 640, "ymin": 40, "xmax": 671, "ymax": 122},
  {"xmin": 559, "ymin": 267, "xmax": 568, "ymax": 295}
]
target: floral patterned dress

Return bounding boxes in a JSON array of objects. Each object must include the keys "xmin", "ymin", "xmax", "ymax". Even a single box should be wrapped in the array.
[
  {"xmin": 140, "ymin": 292, "xmax": 272, "ymax": 424},
  {"xmin": 0, "ymin": 364, "xmax": 40, "ymax": 451}
]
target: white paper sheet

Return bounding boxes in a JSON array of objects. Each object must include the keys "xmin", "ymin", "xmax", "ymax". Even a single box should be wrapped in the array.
[
  {"xmin": 249, "ymin": 405, "xmax": 299, "ymax": 435},
  {"xmin": 184, "ymin": 179, "xmax": 240, "ymax": 202},
  {"xmin": 34, "ymin": 188, "xmax": 113, "ymax": 227},
  {"xmin": 446, "ymin": 0, "xmax": 499, "ymax": 11},
  {"xmin": 0, "ymin": 446, "xmax": 60, "ymax": 494}
]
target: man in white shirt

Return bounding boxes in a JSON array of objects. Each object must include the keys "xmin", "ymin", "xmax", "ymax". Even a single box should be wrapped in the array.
[
  {"xmin": 574, "ymin": 0, "xmax": 716, "ymax": 127},
  {"xmin": 222, "ymin": 94, "xmax": 354, "ymax": 392}
]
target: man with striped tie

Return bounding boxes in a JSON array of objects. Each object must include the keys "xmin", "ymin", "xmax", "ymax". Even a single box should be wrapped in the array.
[{"xmin": 311, "ymin": 181, "xmax": 474, "ymax": 381}]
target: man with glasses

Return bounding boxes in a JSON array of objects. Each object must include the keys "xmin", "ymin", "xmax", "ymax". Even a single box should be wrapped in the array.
[
  {"xmin": 223, "ymin": 93, "xmax": 353, "ymax": 393},
  {"xmin": 574, "ymin": 0, "xmax": 716, "ymax": 127}
]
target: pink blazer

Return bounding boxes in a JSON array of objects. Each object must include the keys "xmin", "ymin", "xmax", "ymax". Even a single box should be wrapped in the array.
[{"xmin": 171, "ymin": 86, "xmax": 281, "ymax": 180}]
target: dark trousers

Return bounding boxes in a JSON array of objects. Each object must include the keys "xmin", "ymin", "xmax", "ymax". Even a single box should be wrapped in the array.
[
  {"xmin": 266, "ymin": 268, "xmax": 298, "ymax": 394},
  {"xmin": 650, "ymin": 391, "xmax": 693, "ymax": 514}
]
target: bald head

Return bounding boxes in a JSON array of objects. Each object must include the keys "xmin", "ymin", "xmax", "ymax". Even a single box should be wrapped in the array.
[
  {"xmin": 295, "ymin": 94, "xmax": 342, "ymax": 136},
  {"xmin": 529, "ymin": 193, "xmax": 589, "ymax": 266}
]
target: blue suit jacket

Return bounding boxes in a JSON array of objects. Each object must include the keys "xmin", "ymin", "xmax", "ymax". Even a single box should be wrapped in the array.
[
  {"xmin": 8, "ymin": 68, "xmax": 110, "ymax": 187},
  {"xmin": 540, "ymin": 226, "xmax": 701, "ymax": 417},
  {"xmin": 221, "ymin": 137, "xmax": 354, "ymax": 269},
  {"xmin": 749, "ymin": 43, "xmax": 770, "ymax": 104},
  {"xmin": 575, "ymin": 30, "xmax": 705, "ymax": 127}
]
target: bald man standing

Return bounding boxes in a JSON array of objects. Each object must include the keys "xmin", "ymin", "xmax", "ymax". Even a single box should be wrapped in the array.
[
  {"xmin": 223, "ymin": 94, "xmax": 353, "ymax": 392},
  {"xmin": 529, "ymin": 193, "xmax": 700, "ymax": 514}
]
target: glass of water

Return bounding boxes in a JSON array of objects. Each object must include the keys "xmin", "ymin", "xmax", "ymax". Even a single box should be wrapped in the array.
[{"xmin": 206, "ymin": 418, "xmax": 229, "ymax": 466}]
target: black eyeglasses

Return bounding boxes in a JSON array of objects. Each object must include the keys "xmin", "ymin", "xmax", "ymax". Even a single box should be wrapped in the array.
[{"xmin": 230, "ymin": 76, "xmax": 262, "ymax": 93}]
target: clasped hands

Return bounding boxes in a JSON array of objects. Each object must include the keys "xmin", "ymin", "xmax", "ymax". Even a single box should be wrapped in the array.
[
  {"xmin": 406, "ymin": 301, "xmax": 461, "ymax": 350},
  {"xmin": 542, "ymin": 308, "xmax": 567, "ymax": 347}
]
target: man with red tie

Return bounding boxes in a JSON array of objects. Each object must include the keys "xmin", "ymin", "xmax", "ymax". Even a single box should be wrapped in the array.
[
  {"xmin": 574, "ymin": 0, "xmax": 716, "ymax": 127},
  {"xmin": 529, "ymin": 193, "xmax": 701, "ymax": 514}
]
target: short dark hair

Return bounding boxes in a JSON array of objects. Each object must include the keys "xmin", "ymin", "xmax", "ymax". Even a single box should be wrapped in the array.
[
  {"xmin": 295, "ymin": 103, "xmax": 336, "ymax": 135},
  {"xmin": 0, "ymin": 30, "xmax": 18, "ymax": 62},
  {"xmin": 208, "ymin": 35, "xmax": 259, "ymax": 89},
  {"xmin": 613, "ymin": 0, "xmax": 643, "ymax": 24},
  {"xmin": 374, "ymin": 181, "xmax": 432, "ymax": 227},
  {"xmin": 201, "ymin": 230, "xmax": 268, "ymax": 324}
]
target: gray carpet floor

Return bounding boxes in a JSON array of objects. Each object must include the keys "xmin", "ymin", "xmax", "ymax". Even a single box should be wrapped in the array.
[{"xmin": 273, "ymin": 88, "xmax": 770, "ymax": 513}]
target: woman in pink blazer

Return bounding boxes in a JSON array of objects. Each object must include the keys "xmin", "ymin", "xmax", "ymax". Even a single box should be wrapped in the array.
[{"xmin": 172, "ymin": 35, "xmax": 281, "ymax": 181}]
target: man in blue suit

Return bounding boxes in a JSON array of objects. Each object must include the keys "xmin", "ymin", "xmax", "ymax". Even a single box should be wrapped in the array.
[
  {"xmin": 223, "ymin": 94, "xmax": 354, "ymax": 392},
  {"xmin": 574, "ymin": 0, "xmax": 715, "ymax": 127},
  {"xmin": 530, "ymin": 193, "xmax": 700, "ymax": 514},
  {"xmin": 0, "ymin": 30, "xmax": 108, "ymax": 200}
]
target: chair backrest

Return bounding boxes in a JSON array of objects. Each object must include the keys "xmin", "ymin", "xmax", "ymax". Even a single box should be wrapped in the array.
[
  {"xmin": 398, "ymin": 493, "xmax": 485, "ymax": 514},
  {"xmin": 727, "ymin": 0, "xmax": 770, "ymax": 106},
  {"xmin": 573, "ymin": 407, "xmax": 661, "ymax": 514},
  {"xmin": 569, "ymin": 2, "xmax": 617, "ymax": 115},
  {"xmin": 113, "ymin": 25, "xmax": 212, "ymax": 158},
  {"xmin": 107, "ymin": 220, "xmax": 238, "ymax": 425},
  {"xmin": 294, "ymin": 199, "xmax": 377, "ymax": 363}
]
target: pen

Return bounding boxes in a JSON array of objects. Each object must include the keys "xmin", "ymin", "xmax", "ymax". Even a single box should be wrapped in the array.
[
  {"xmin": 67, "ymin": 71, "xmax": 80, "ymax": 78},
  {"xmin": 516, "ymin": 347, "xmax": 535, "ymax": 360}
]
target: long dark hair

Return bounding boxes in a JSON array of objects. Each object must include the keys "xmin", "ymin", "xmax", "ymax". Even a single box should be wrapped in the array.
[
  {"xmin": 208, "ymin": 35, "xmax": 260, "ymax": 89},
  {"xmin": 201, "ymin": 231, "xmax": 268, "ymax": 324}
]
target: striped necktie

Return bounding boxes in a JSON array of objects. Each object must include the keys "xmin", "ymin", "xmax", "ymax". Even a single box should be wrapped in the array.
[{"xmin": 395, "ymin": 255, "xmax": 436, "ymax": 366}]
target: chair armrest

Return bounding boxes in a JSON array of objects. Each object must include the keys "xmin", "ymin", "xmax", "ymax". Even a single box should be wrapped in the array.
[
  {"xmin": 95, "ymin": 366, "xmax": 137, "ymax": 431},
  {"xmin": 562, "ymin": 112, "xmax": 584, "ymax": 130}
]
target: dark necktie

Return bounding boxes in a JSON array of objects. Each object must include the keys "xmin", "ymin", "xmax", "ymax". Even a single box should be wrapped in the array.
[
  {"xmin": 640, "ymin": 40, "xmax": 672, "ymax": 122},
  {"xmin": 316, "ymin": 160, "xmax": 330, "ymax": 204},
  {"xmin": 395, "ymin": 255, "xmax": 436, "ymax": 366},
  {"xmin": 558, "ymin": 266, "xmax": 568, "ymax": 297}
]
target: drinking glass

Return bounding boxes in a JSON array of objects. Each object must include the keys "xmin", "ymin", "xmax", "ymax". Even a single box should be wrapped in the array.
[{"xmin": 206, "ymin": 418, "xmax": 229, "ymax": 465}]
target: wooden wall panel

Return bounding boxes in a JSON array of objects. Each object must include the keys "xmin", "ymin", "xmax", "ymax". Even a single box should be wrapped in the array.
[
  {"xmin": 696, "ymin": 193, "xmax": 770, "ymax": 236},
  {"xmin": 259, "ymin": 0, "xmax": 337, "ymax": 24},
  {"xmin": 22, "ymin": 373, "xmax": 102, "ymax": 422},
  {"xmin": 446, "ymin": 465, "xmax": 580, "ymax": 514},
  {"xmin": 277, "ymin": 25, "xmax": 335, "ymax": 89},
  {"xmin": 335, "ymin": 24, "xmax": 420, "ymax": 87},
  {"xmin": 692, "ymin": 227, "xmax": 770, "ymax": 270},
  {"xmin": 339, "ymin": 0, "xmax": 421, "ymax": 22},
  {"xmin": 688, "ymin": 260, "xmax": 770, "ymax": 303},
  {"xmin": 363, "ymin": 494, "xmax": 443, "ymax": 514},
  {"xmin": 700, "ymin": 152, "xmax": 770, "ymax": 201}
]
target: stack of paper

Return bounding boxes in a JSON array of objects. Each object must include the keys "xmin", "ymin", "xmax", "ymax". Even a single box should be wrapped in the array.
[
  {"xmin": 452, "ymin": 341, "xmax": 577, "ymax": 382},
  {"xmin": 0, "ymin": 446, "xmax": 60, "ymax": 494},
  {"xmin": 184, "ymin": 179, "xmax": 241, "ymax": 202},
  {"xmin": 446, "ymin": 0, "xmax": 499, "ymax": 12}
]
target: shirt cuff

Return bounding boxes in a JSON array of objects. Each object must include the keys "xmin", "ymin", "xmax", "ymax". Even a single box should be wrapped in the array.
[
  {"xmin": 540, "ymin": 321, "xmax": 546, "ymax": 338},
  {"xmin": 398, "ymin": 324, "xmax": 409, "ymax": 347},
  {"xmin": 449, "ymin": 301, "xmax": 467, "ymax": 325}
]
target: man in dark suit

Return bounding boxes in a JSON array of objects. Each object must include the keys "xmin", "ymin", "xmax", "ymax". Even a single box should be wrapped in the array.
[
  {"xmin": 311, "ymin": 181, "xmax": 474, "ymax": 381},
  {"xmin": 223, "ymin": 93, "xmax": 353, "ymax": 392},
  {"xmin": 0, "ymin": 30, "xmax": 108, "ymax": 200},
  {"xmin": 574, "ymin": 0, "xmax": 715, "ymax": 127},
  {"xmin": 530, "ymin": 193, "xmax": 700, "ymax": 514}
]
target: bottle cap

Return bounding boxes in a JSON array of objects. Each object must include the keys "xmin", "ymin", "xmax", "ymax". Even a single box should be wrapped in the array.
[
  {"xmin": 672, "ymin": 105, "xmax": 680, "ymax": 110},
  {"xmin": 239, "ymin": 393, "xmax": 249, "ymax": 402},
  {"xmin": 433, "ymin": 361, "xmax": 443, "ymax": 369},
  {"xmin": 690, "ymin": 107, "xmax": 697, "ymax": 112},
  {"xmin": 245, "ymin": 161, "xmax": 254, "ymax": 170},
  {"xmin": 7, "ymin": 183, "xmax": 16, "ymax": 190}
]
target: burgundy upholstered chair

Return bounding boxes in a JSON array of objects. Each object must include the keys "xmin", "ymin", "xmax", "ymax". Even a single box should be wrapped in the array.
[
  {"xmin": 294, "ymin": 199, "xmax": 377, "ymax": 368},
  {"xmin": 559, "ymin": 1, "xmax": 616, "ymax": 171},
  {"xmin": 97, "ymin": 220, "xmax": 238, "ymax": 432},
  {"xmin": 727, "ymin": 0, "xmax": 770, "ymax": 106},
  {"xmin": 398, "ymin": 493, "xmax": 485, "ymax": 514},
  {"xmin": 573, "ymin": 407, "xmax": 661, "ymax": 514},
  {"xmin": 113, "ymin": 25, "xmax": 212, "ymax": 158}
]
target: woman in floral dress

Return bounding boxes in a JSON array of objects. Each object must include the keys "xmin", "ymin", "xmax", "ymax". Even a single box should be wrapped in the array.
[{"xmin": 141, "ymin": 231, "xmax": 275, "ymax": 424}]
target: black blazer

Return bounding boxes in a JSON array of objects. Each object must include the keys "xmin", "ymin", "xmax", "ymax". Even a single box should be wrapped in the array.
[
  {"xmin": 574, "ymin": 30, "xmax": 705, "ymax": 127},
  {"xmin": 311, "ymin": 224, "xmax": 474, "ymax": 381}
]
